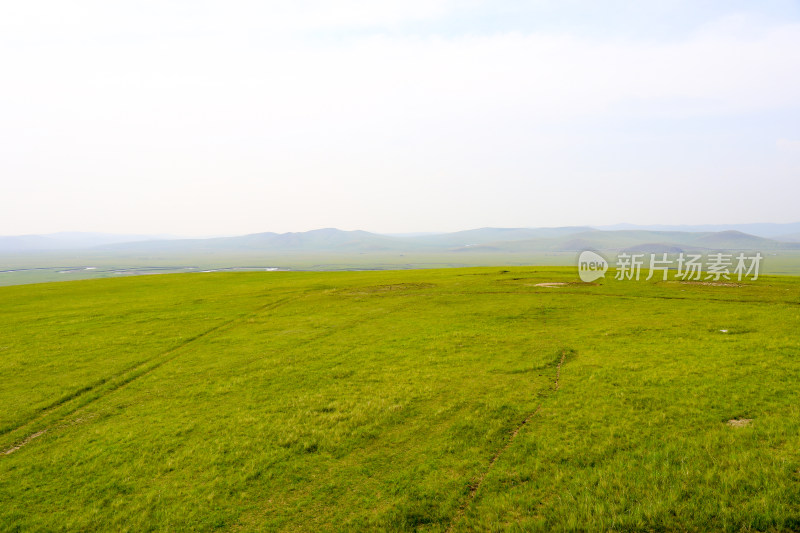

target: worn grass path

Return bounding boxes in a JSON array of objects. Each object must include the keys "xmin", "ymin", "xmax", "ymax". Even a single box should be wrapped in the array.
[{"xmin": 447, "ymin": 349, "xmax": 569, "ymax": 532}]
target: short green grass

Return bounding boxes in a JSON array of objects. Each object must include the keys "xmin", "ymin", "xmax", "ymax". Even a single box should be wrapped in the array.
[{"xmin": 1, "ymin": 268, "xmax": 799, "ymax": 531}]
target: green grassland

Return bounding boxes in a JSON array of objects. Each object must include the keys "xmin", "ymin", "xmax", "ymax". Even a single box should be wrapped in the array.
[{"xmin": 1, "ymin": 268, "xmax": 799, "ymax": 531}]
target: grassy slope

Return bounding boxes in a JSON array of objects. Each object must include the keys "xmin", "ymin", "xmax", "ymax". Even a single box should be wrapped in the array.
[{"xmin": 1, "ymin": 268, "xmax": 799, "ymax": 531}]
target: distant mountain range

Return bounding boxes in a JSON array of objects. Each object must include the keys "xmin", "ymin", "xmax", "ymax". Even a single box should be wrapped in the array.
[
  {"xmin": 595, "ymin": 223, "xmax": 800, "ymax": 241},
  {"xmin": 0, "ymin": 232, "xmax": 174, "ymax": 252},
  {"xmin": 2, "ymin": 225, "xmax": 800, "ymax": 254}
]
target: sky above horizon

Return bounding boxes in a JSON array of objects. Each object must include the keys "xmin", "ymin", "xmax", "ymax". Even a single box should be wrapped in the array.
[{"xmin": 2, "ymin": 1, "xmax": 800, "ymax": 236}]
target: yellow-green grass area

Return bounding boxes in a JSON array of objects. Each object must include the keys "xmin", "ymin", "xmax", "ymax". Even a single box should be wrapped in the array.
[{"xmin": 1, "ymin": 268, "xmax": 799, "ymax": 531}]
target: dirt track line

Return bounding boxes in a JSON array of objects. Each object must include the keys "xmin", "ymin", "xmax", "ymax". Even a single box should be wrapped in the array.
[
  {"xmin": 2, "ymin": 430, "xmax": 46, "ymax": 455},
  {"xmin": 446, "ymin": 405, "xmax": 543, "ymax": 532},
  {"xmin": 554, "ymin": 349, "xmax": 566, "ymax": 391},
  {"xmin": 447, "ymin": 349, "xmax": 567, "ymax": 532},
  {"xmin": 0, "ymin": 294, "xmax": 304, "ymax": 455},
  {"xmin": 3, "ymin": 290, "xmax": 421, "ymax": 457},
  {"xmin": 0, "ymin": 358, "xmax": 145, "ymax": 437},
  {"xmin": 436, "ymin": 290, "xmax": 792, "ymax": 306},
  {"xmin": 2, "ymin": 415, "xmax": 100, "ymax": 456}
]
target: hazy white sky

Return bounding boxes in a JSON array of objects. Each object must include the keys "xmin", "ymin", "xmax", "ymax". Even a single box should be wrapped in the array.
[{"xmin": 2, "ymin": 0, "xmax": 800, "ymax": 236}]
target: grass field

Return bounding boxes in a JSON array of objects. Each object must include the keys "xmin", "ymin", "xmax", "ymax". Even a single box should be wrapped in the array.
[{"xmin": 1, "ymin": 268, "xmax": 799, "ymax": 531}]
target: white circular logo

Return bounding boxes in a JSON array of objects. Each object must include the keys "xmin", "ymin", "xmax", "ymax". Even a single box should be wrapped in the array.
[{"xmin": 578, "ymin": 250, "xmax": 608, "ymax": 282}]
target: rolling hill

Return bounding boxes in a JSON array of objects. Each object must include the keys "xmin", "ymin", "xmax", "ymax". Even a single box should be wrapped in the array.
[{"xmin": 0, "ymin": 232, "xmax": 171, "ymax": 252}]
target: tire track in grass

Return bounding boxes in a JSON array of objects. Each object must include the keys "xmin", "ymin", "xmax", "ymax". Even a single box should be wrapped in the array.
[
  {"xmin": 447, "ymin": 349, "xmax": 568, "ymax": 532},
  {"xmin": 441, "ymin": 289, "xmax": 796, "ymax": 306},
  {"xmin": 0, "ymin": 293, "xmax": 305, "ymax": 455},
  {"xmin": 232, "ymin": 291, "xmax": 463, "ymax": 531},
  {"xmin": 2, "ymin": 414, "xmax": 99, "ymax": 456},
  {"xmin": 0, "ymin": 358, "xmax": 147, "ymax": 435},
  {"xmin": 2, "ymin": 430, "xmax": 46, "ymax": 456},
  {"xmin": 2, "ymin": 290, "xmax": 429, "ymax": 457}
]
